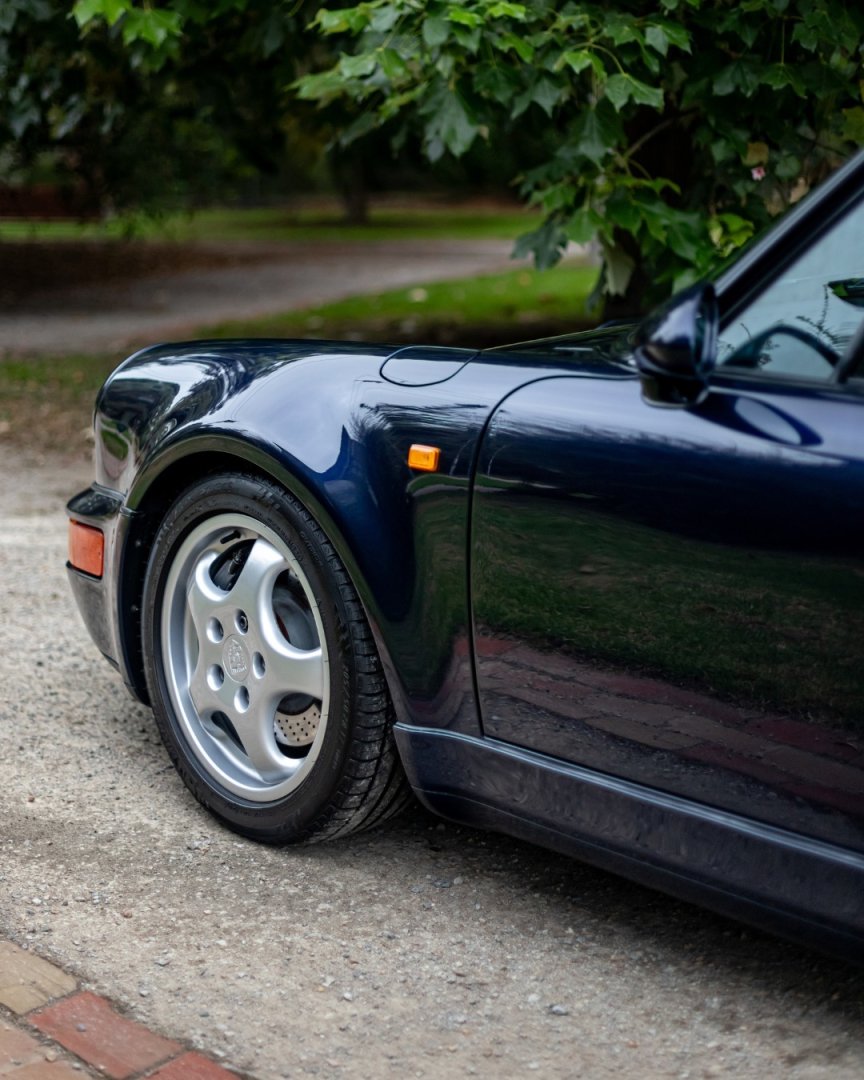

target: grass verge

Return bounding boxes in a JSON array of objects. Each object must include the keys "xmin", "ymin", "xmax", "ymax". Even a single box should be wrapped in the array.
[
  {"xmin": 0, "ymin": 203, "xmax": 539, "ymax": 246},
  {"xmin": 202, "ymin": 264, "xmax": 598, "ymax": 346}
]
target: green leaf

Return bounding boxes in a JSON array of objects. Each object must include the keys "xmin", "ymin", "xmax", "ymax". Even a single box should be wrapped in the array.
[
  {"xmin": 121, "ymin": 8, "xmax": 182, "ymax": 48},
  {"xmin": 791, "ymin": 22, "xmax": 819, "ymax": 51},
  {"xmin": 475, "ymin": 62, "xmax": 520, "ymax": 104},
  {"xmin": 629, "ymin": 77, "xmax": 664, "ymax": 109},
  {"xmin": 100, "ymin": 0, "xmax": 126, "ymax": 25},
  {"xmin": 713, "ymin": 59, "xmax": 761, "ymax": 97},
  {"xmin": 566, "ymin": 205, "xmax": 603, "ymax": 245},
  {"xmin": 339, "ymin": 53, "xmax": 378, "ymax": 79},
  {"xmin": 370, "ymin": 6, "xmax": 400, "ymax": 33},
  {"xmin": 775, "ymin": 154, "xmax": 800, "ymax": 180},
  {"xmin": 512, "ymin": 220, "xmax": 569, "ymax": 269},
  {"xmin": 658, "ymin": 21, "xmax": 691, "ymax": 51},
  {"xmin": 378, "ymin": 48, "xmax": 407, "ymax": 81},
  {"xmin": 604, "ymin": 15, "xmax": 640, "ymax": 46},
  {"xmin": 645, "ymin": 25, "xmax": 670, "ymax": 56},
  {"xmin": 452, "ymin": 23, "xmax": 481, "ymax": 52},
  {"xmin": 605, "ymin": 190, "xmax": 642, "ymax": 233},
  {"xmin": 665, "ymin": 216, "xmax": 703, "ymax": 262},
  {"xmin": 605, "ymin": 73, "xmax": 663, "ymax": 111},
  {"xmin": 313, "ymin": 7, "xmax": 370, "ymax": 35},
  {"xmin": 604, "ymin": 74, "xmax": 631, "ymax": 111},
  {"xmin": 559, "ymin": 49, "xmax": 605, "ymax": 78},
  {"xmin": 9, "ymin": 99, "xmax": 40, "ymax": 139},
  {"xmin": 600, "ymin": 240, "xmax": 635, "ymax": 296},
  {"xmin": 423, "ymin": 16, "xmax": 450, "ymax": 48},
  {"xmin": 257, "ymin": 12, "xmax": 286, "ymax": 58},
  {"xmin": 488, "ymin": 2, "xmax": 527, "ymax": 17},
  {"xmin": 761, "ymin": 64, "xmax": 806, "ymax": 97},
  {"xmin": 72, "ymin": 0, "xmax": 128, "ymax": 28},
  {"xmin": 294, "ymin": 69, "xmax": 346, "ymax": 103},
  {"xmin": 422, "ymin": 87, "xmax": 479, "ymax": 160},
  {"xmin": 496, "ymin": 32, "xmax": 534, "ymax": 63},
  {"xmin": 709, "ymin": 213, "xmax": 755, "ymax": 255},
  {"xmin": 571, "ymin": 103, "xmax": 620, "ymax": 165},
  {"xmin": 447, "ymin": 7, "xmax": 482, "ymax": 28},
  {"xmin": 530, "ymin": 77, "xmax": 563, "ymax": 116},
  {"xmin": 531, "ymin": 180, "xmax": 577, "ymax": 214}
]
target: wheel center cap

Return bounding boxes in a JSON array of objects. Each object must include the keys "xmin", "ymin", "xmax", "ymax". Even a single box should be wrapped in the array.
[{"xmin": 223, "ymin": 635, "xmax": 250, "ymax": 682}]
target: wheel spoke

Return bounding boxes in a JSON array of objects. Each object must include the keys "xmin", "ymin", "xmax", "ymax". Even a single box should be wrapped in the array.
[
  {"xmin": 264, "ymin": 640, "xmax": 325, "ymax": 701},
  {"xmin": 233, "ymin": 698, "xmax": 291, "ymax": 781},
  {"xmin": 186, "ymin": 551, "xmax": 222, "ymax": 634},
  {"xmin": 228, "ymin": 539, "xmax": 284, "ymax": 622},
  {"xmin": 188, "ymin": 659, "xmax": 234, "ymax": 718}
]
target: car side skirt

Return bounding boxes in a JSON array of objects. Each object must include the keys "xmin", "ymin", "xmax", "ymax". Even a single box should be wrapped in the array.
[{"xmin": 394, "ymin": 725, "xmax": 864, "ymax": 961}]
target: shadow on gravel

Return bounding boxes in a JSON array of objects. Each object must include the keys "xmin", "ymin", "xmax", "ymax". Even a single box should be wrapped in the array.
[{"xmin": 313, "ymin": 801, "xmax": 864, "ymax": 1017}]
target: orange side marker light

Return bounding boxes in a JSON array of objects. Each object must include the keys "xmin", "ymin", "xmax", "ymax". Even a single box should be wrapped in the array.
[
  {"xmin": 69, "ymin": 521, "xmax": 104, "ymax": 578},
  {"xmin": 408, "ymin": 444, "xmax": 441, "ymax": 472}
]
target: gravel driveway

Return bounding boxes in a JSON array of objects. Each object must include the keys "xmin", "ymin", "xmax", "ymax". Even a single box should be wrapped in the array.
[{"xmin": 1, "ymin": 453, "xmax": 863, "ymax": 1079}]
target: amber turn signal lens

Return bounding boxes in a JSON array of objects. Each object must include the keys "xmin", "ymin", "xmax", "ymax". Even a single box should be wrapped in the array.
[
  {"xmin": 68, "ymin": 520, "xmax": 104, "ymax": 578},
  {"xmin": 408, "ymin": 444, "xmax": 441, "ymax": 472}
]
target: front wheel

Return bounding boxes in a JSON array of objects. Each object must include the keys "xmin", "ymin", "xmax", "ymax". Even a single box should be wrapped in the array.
[{"xmin": 141, "ymin": 472, "xmax": 408, "ymax": 843}]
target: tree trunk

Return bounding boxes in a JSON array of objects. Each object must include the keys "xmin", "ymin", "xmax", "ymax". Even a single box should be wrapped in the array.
[{"xmin": 329, "ymin": 146, "xmax": 369, "ymax": 225}]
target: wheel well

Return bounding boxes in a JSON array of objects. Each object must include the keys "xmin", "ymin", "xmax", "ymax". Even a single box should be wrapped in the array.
[{"xmin": 119, "ymin": 451, "xmax": 286, "ymax": 703}]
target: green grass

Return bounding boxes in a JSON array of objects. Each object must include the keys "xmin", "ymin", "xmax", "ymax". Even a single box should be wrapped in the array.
[
  {"xmin": 202, "ymin": 264, "xmax": 598, "ymax": 343},
  {"xmin": 0, "ymin": 203, "xmax": 540, "ymax": 245}
]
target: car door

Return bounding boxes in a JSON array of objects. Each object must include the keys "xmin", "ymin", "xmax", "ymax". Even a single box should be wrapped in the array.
[{"xmin": 471, "ymin": 191, "xmax": 864, "ymax": 854}]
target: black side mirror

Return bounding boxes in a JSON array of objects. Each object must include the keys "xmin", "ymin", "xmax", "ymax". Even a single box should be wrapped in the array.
[{"xmin": 634, "ymin": 284, "xmax": 718, "ymax": 406}]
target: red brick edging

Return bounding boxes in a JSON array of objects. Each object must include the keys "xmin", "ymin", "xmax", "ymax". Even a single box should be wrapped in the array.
[{"xmin": 0, "ymin": 939, "xmax": 244, "ymax": 1079}]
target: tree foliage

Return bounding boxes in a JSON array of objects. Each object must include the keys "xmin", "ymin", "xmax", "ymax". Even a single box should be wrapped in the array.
[
  {"xmin": 49, "ymin": 1, "xmax": 864, "ymax": 306},
  {"xmin": 1, "ymin": 1, "xmax": 320, "ymax": 216},
  {"xmin": 292, "ymin": 0, "xmax": 864, "ymax": 307}
]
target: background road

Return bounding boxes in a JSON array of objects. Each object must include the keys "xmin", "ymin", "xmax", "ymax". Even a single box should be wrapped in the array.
[
  {"xmin": 0, "ymin": 238, "xmax": 517, "ymax": 355},
  {"xmin": 1, "ymin": 454, "xmax": 864, "ymax": 1079}
]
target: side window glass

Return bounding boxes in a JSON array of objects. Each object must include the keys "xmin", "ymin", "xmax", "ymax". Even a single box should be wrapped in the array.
[{"xmin": 718, "ymin": 196, "xmax": 864, "ymax": 380}]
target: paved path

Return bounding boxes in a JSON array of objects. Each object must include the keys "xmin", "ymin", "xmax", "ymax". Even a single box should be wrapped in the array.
[
  {"xmin": 0, "ymin": 238, "xmax": 517, "ymax": 355},
  {"xmin": 1, "ymin": 939, "xmax": 241, "ymax": 1078}
]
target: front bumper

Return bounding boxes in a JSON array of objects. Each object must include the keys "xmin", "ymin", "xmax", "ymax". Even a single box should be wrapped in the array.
[{"xmin": 66, "ymin": 484, "xmax": 133, "ymax": 688}]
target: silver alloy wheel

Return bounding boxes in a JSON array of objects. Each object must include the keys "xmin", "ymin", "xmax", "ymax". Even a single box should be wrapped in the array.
[{"xmin": 160, "ymin": 512, "xmax": 330, "ymax": 802}]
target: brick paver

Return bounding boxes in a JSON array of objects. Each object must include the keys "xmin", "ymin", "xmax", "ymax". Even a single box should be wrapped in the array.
[
  {"xmin": 0, "ymin": 1017, "xmax": 98, "ymax": 1079},
  {"xmin": 0, "ymin": 1016, "xmax": 43, "ymax": 1062},
  {"xmin": 0, "ymin": 944, "xmax": 76, "ymax": 1016},
  {"xmin": 5, "ymin": 1062, "xmax": 96, "ymax": 1079},
  {"xmin": 29, "ymin": 992, "xmax": 181, "ymax": 1080},
  {"xmin": 0, "ymin": 939, "xmax": 244, "ymax": 1080},
  {"xmin": 148, "ymin": 1052, "xmax": 240, "ymax": 1080}
]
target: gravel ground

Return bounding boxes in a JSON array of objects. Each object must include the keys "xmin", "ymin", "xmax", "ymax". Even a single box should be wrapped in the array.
[
  {"xmin": 1, "ymin": 453, "xmax": 864, "ymax": 1080},
  {"xmin": 0, "ymin": 238, "xmax": 517, "ymax": 355}
]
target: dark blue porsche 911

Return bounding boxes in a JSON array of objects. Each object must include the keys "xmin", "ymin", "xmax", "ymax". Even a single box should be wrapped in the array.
[{"xmin": 68, "ymin": 151, "xmax": 864, "ymax": 961}]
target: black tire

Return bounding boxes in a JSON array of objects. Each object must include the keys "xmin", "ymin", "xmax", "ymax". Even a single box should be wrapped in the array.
[{"xmin": 141, "ymin": 472, "xmax": 410, "ymax": 843}]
